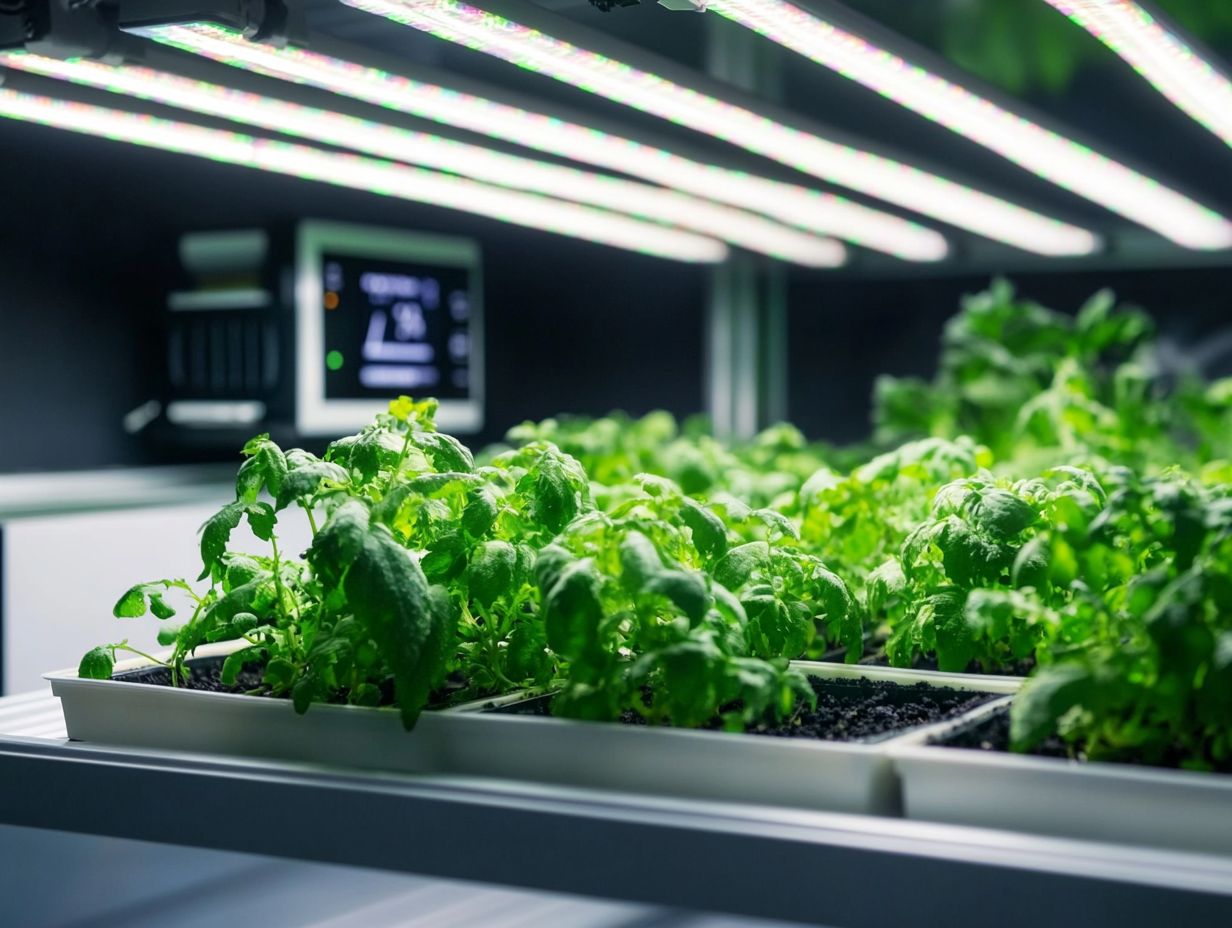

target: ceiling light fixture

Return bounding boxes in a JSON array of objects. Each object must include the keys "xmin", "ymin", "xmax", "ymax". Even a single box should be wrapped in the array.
[
  {"xmin": 323, "ymin": 0, "xmax": 1101, "ymax": 256},
  {"xmin": 0, "ymin": 50, "xmax": 841, "ymax": 266},
  {"xmin": 0, "ymin": 86, "xmax": 729, "ymax": 263},
  {"xmin": 1041, "ymin": 0, "xmax": 1232, "ymax": 150},
  {"xmin": 687, "ymin": 0, "xmax": 1232, "ymax": 250},
  {"xmin": 138, "ymin": 22, "xmax": 1093, "ymax": 261}
]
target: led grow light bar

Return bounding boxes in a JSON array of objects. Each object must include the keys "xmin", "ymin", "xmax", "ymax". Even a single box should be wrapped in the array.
[
  {"xmin": 133, "ymin": 23, "xmax": 946, "ymax": 262},
  {"xmin": 0, "ymin": 87, "xmax": 727, "ymax": 263},
  {"xmin": 324, "ymin": 0, "xmax": 1099, "ymax": 256},
  {"xmin": 1042, "ymin": 0, "xmax": 1232, "ymax": 150},
  {"xmin": 0, "ymin": 51, "xmax": 839, "ymax": 267},
  {"xmin": 690, "ymin": 0, "xmax": 1232, "ymax": 250}
]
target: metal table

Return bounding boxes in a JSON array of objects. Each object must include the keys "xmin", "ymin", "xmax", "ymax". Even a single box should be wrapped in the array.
[{"xmin": 1, "ymin": 690, "xmax": 1230, "ymax": 927}]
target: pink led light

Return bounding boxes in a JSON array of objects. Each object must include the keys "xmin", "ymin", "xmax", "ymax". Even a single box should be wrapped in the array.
[
  {"xmin": 133, "ymin": 22, "xmax": 950, "ymax": 261},
  {"xmin": 334, "ymin": 1, "xmax": 1101, "ymax": 256},
  {"xmin": 0, "ymin": 50, "xmax": 841, "ymax": 266},
  {"xmin": 0, "ymin": 87, "xmax": 728, "ymax": 263},
  {"xmin": 703, "ymin": 0, "xmax": 1232, "ymax": 250},
  {"xmin": 1044, "ymin": 0, "xmax": 1232, "ymax": 149}
]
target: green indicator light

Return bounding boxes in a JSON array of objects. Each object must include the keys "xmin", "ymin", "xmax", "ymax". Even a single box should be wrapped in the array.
[{"xmin": 326, "ymin": 350, "xmax": 344, "ymax": 371}]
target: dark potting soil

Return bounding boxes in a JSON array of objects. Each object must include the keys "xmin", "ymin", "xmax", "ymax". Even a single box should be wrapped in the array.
[
  {"xmin": 933, "ymin": 706, "xmax": 1232, "ymax": 773},
  {"xmin": 858, "ymin": 651, "xmax": 1036, "ymax": 677},
  {"xmin": 112, "ymin": 655, "xmax": 482, "ymax": 709},
  {"xmin": 114, "ymin": 658, "xmax": 267, "ymax": 694},
  {"xmin": 930, "ymin": 706, "xmax": 1071, "ymax": 759},
  {"xmin": 495, "ymin": 677, "xmax": 995, "ymax": 743}
]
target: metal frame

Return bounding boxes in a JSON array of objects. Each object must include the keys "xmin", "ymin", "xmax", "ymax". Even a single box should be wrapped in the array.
[
  {"xmin": 0, "ymin": 526, "xmax": 5, "ymax": 696},
  {"xmin": 0, "ymin": 730, "xmax": 1231, "ymax": 926},
  {"xmin": 703, "ymin": 14, "xmax": 787, "ymax": 439}
]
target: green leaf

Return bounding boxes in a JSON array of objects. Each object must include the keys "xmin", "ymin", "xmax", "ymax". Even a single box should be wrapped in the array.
[
  {"xmin": 113, "ymin": 585, "xmax": 148, "ymax": 618},
  {"xmin": 345, "ymin": 526, "xmax": 448, "ymax": 730},
  {"xmin": 1012, "ymin": 534, "xmax": 1051, "ymax": 591},
  {"xmin": 156, "ymin": 626, "xmax": 182, "ymax": 647},
  {"xmin": 469, "ymin": 540, "xmax": 517, "ymax": 608},
  {"xmin": 414, "ymin": 431, "xmax": 475, "ymax": 473},
  {"xmin": 505, "ymin": 622, "xmax": 550, "ymax": 683},
  {"xmin": 327, "ymin": 429, "xmax": 405, "ymax": 483},
  {"xmin": 936, "ymin": 521, "xmax": 1003, "ymax": 587},
  {"xmin": 646, "ymin": 570, "xmax": 711, "ymax": 626},
  {"xmin": 532, "ymin": 455, "xmax": 580, "ymax": 534},
  {"xmin": 1010, "ymin": 663, "xmax": 1093, "ymax": 751},
  {"xmin": 753, "ymin": 508, "xmax": 800, "ymax": 541},
  {"xmin": 618, "ymin": 531, "xmax": 663, "ymax": 594},
  {"xmin": 147, "ymin": 592, "xmax": 176, "ymax": 620},
  {"xmin": 263, "ymin": 657, "xmax": 296, "ymax": 692},
  {"xmin": 199, "ymin": 502, "xmax": 245, "ymax": 581},
  {"xmin": 931, "ymin": 591, "xmax": 975, "ymax": 672},
  {"xmin": 236, "ymin": 435, "xmax": 288, "ymax": 503},
  {"xmin": 534, "ymin": 545, "xmax": 574, "ymax": 597},
  {"xmin": 653, "ymin": 634, "xmax": 726, "ymax": 728},
  {"xmin": 420, "ymin": 532, "xmax": 468, "ymax": 583},
  {"xmin": 78, "ymin": 646, "xmax": 114, "ymax": 680},
  {"xmin": 245, "ymin": 502, "xmax": 276, "ymax": 543},
  {"xmin": 971, "ymin": 489, "xmax": 1037, "ymax": 538},
  {"xmin": 542, "ymin": 559, "xmax": 605, "ymax": 660},
  {"xmin": 276, "ymin": 454, "xmax": 348, "ymax": 510},
  {"xmin": 350, "ymin": 682, "xmax": 382, "ymax": 707},
  {"xmin": 220, "ymin": 646, "xmax": 265, "ymax": 687},
  {"xmin": 865, "ymin": 559, "xmax": 906, "ymax": 619},
  {"xmin": 461, "ymin": 488, "xmax": 500, "ymax": 539},
  {"xmin": 713, "ymin": 542, "xmax": 769, "ymax": 591},
  {"xmin": 680, "ymin": 499, "xmax": 728, "ymax": 560},
  {"xmin": 308, "ymin": 499, "xmax": 371, "ymax": 589},
  {"xmin": 225, "ymin": 555, "xmax": 262, "ymax": 590}
]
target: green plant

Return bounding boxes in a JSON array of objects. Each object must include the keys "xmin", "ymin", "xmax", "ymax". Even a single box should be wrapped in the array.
[{"xmin": 81, "ymin": 398, "xmax": 588, "ymax": 729}]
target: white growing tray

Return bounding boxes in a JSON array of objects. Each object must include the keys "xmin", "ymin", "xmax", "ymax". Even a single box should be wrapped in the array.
[
  {"xmin": 46, "ymin": 647, "xmax": 1021, "ymax": 816},
  {"xmin": 891, "ymin": 707, "xmax": 1232, "ymax": 857}
]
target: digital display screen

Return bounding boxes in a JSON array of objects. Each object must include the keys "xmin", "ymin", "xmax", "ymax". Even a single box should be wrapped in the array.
[{"xmin": 320, "ymin": 253, "xmax": 473, "ymax": 401}]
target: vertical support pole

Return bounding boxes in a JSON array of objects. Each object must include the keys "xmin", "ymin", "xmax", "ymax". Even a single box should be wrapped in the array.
[
  {"xmin": 704, "ymin": 15, "xmax": 788, "ymax": 440},
  {"xmin": 0, "ymin": 524, "xmax": 6, "ymax": 696},
  {"xmin": 759, "ymin": 264, "xmax": 789, "ymax": 427}
]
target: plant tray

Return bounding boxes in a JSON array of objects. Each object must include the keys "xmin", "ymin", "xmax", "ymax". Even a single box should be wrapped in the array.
[
  {"xmin": 47, "ymin": 649, "xmax": 1020, "ymax": 815},
  {"xmin": 890, "ymin": 706, "xmax": 1232, "ymax": 856}
]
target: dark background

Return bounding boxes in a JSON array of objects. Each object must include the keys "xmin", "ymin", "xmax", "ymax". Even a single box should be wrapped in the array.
[
  {"xmin": 0, "ymin": 116, "xmax": 707, "ymax": 472},
  {"xmin": 2, "ymin": 0, "xmax": 1231, "ymax": 472}
]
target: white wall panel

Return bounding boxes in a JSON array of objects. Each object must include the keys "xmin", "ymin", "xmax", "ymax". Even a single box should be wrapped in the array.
[{"xmin": 3, "ymin": 501, "xmax": 314, "ymax": 694}]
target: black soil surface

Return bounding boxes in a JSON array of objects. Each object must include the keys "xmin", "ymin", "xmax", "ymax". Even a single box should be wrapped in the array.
[
  {"xmin": 931, "ymin": 706, "xmax": 1071, "ymax": 759},
  {"xmin": 935, "ymin": 707, "xmax": 1232, "ymax": 773},
  {"xmin": 115, "ymin": 658, "xmax": 266, "ymax": 694},
  {"xmin": 858, "ymin": 652, "xmax": 1036, "ymax": 677},
  {"xmin": 496, "ymin": 677, "xmax": 995, "ymax": 743},
  {"xmin": 113, "ymin": 655, "xmax": 483, "ymax": 709}
]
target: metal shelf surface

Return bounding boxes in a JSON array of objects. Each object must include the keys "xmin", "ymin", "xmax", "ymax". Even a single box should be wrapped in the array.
[{"xmin": 2, "ymin": 691, "xmax": 1231, "ymax": 927}]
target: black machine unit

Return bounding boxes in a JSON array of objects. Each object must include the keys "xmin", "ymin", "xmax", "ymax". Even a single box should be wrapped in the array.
[{"xmin": 160, "ymin": 220, "xmax": 483, "ymax": 447}]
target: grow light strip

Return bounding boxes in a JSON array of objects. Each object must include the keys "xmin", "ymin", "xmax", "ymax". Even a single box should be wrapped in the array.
[
  {"xmin": 698, "ymin": 0, "xmax": 1232, "ymax": 250},
  {"xmin": 0, "ymin": 88, "xmax": 728, "ymax": 263},
  {"xmin": 134, "ymin": 26, "xmax": 1049, "ymax": 263},
  {"xmin": 133, "ymin": 23, "xmax": 945, "ymax": 262},
  {"xmin": 329, "ymin": 0, "xmax": 1100, "ymax": 256},
  {"xmin": 0, "ymin": 51, "xmax": 839, "ymax": 266},
  {"xmin": 1042, "ymin": 0, "xmax": 1232, "ymax": 149}
]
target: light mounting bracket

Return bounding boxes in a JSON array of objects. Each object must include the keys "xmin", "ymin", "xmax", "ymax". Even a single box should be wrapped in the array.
[{"xmin": 5, "ymin": 0, "xmax": 298, "ymax": 58}]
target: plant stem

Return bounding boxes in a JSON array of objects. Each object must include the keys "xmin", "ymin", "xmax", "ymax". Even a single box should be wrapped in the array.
[
  {"xmin": 386, "ymin": 427, "xmax": 416, "ymax": 491},
  {"xmin": 269, "ymin": 533, "xmax": 288, "ymax": 623},
  {"xmin": 117, "ymin": 644, "xmax": 171, "ymax": 667},
  {"xmin": 302, "ymin": 502, "xmax": 319, "ymax": 537}
]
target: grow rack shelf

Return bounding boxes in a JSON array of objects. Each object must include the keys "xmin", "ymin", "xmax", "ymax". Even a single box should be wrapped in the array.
[{"xmin": 1, "ymin": 690, "xmax": 1231, "ymax": 927}]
